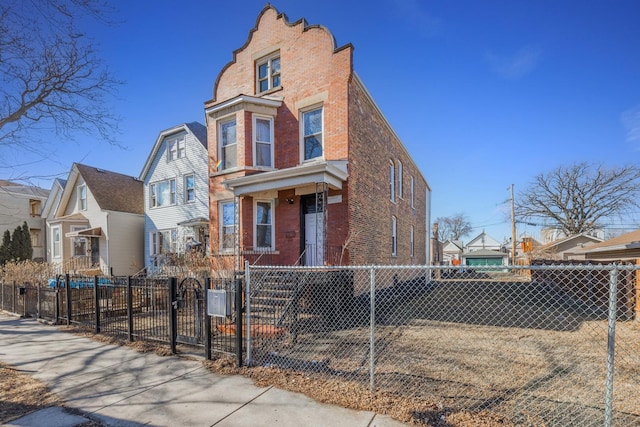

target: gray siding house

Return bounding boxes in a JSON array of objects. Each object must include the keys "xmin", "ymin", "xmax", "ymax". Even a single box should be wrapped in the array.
[{"xmin": 139, "ymin": 122, "xmax": 209, "ymax": 271}]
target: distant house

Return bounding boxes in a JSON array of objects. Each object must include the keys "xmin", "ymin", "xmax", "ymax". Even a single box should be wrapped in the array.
[
  {"xmin": 540, "ymin": 227, "xmax": 604, "ymax": 244},
  {"xmin": 442, "ymin": 240, "xmax": 463, "ymax": 265},
  {"xmin": 462, "ymin": 231, "xmax": 507, "ymax": 266},
  {"xmin": 0, "ymin": 180, "xmax": 49, "ymax": 261},
  {"xmin": 139, "ymin": 122, "xmax": 209, "ymax": 272},
  {"xmin": 461, "ymin": 249, "xmax": 509, "ymax": 267},
  {"xmin": 572, "ymin": 229, "xmax": 640, "ymax": 262},
  {"xmin": 47, "ymin": 164, "xmax": 144, "ymax": 276},
  {"xmin": 205, "ymin": 5, "xmax": 430, "ymax": 266},
  {"xmin": 531, "ymin": 233, "xmax": 602, "ymax": 261},
  {"xmin": 465, "ymin": 231, "xmax": 501, "ymax": 252},
  {"xmin": 41, "ymin": 178, "xmax": 66, "ymax": 262}
]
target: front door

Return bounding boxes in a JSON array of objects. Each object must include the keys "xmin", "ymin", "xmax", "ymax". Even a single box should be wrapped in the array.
[
  {"xmin": 304, "ymin": 213, "xmax": 324, "ymax": 266},
  {"xmin": 302, "ymin": 195, "xmax": 324, "ymax": 266},
  {"xmin": 90, "ymin": 237, "xmax": 99, "ymax": 266}
]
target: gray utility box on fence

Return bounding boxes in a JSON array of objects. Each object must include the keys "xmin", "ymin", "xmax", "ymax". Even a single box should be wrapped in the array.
[{"xmin": 207, "ymin": 289, "xmax": 231, "ymax": 317}]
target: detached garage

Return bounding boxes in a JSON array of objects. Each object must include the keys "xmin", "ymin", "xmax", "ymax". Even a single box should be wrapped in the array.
[{"xmin": 462, "ymin": 249, "xmax": 508, "ymax": 267}]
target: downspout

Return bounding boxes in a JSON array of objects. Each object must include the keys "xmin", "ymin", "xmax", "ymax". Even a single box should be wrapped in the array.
[
  {"xmin": 105, "ymin": 211, "xmax": 110, "ymax": 276},
  {"xmin": 425, "ymin": 187, "xmax": 431, "ymax": 266}
]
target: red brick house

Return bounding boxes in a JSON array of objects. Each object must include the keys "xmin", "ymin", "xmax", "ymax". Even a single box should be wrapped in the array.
[{"xmin": 206, "ymin": 6, "xmax": 430, "ymax": 267}]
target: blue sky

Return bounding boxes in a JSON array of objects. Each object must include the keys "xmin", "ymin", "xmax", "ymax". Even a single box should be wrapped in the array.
[{"xmin": 3, "ymin": 0, "xmax": 640, "ymax": 244}]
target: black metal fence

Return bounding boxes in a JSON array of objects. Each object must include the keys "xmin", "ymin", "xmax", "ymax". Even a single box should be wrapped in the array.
[{"xmin": 0, "ymin": 274, "xmax": 243, "ymax": 361}]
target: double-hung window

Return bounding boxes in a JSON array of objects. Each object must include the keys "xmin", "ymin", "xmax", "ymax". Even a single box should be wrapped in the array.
[
  {"xmin": 391, "ymin": 216, "xmax": 397, "ymax": 257},
  {"xmin": 78, "ymin": 184, "xmax": 87, "ymax": 211},
  {"xmin": 389, "ymin": 161, "xmax": 395, "ymax": 202},
  {"xmin": 220, "ymin": 201, "xmax": 236, "ymax": 252},
  {"xmin": 302, "ymin": 107, "xmax": 323, "ymax": 161},
  {"xmin": 410, "ymin": 225, "xmax": 415, "ymax": 258},
  {"xmin": 52, "ymin": 227, "xmax": 61, "ymax": 258},
  {"xmin": 71, "ymin": 226, "xmax": 87, "ymax": 257},
  {"xmin": 254, "ymin": 115, "xmax": 274, "ymax": 167},
  {"xmin": 397, "ymin": 161, "xmax": 403, "ymax": 199},
  {"xmin": 256, "ymin": 53, "xmax": 281, "ymax": 93},
  {"xmin": 184, "ymin": 174, "xmax": 195, "ymax": 203},
  {"xmin": 150, "ymin": 229, "xmax": 177, "ymax": 257},
  {"xmin": 219, "ymin": 118, "xmax": 237, "ymax": 169},
  {"xmin": 167, "ymin": 137, "xmax": 185, "ymax": 161},
  {"xmin": 150, "ymin": 179, "xmax": 176, "ymax": 208},
  {"xmin": 410, "ymin": 176, "xmax": 415, "ymax": 209},
  {"xmin": 255, "ymin": 200, "xmax": 274, "ymax": 250}
]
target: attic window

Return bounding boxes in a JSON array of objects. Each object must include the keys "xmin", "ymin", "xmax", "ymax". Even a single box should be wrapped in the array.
[
  {"xmin": 167, "ymin": 137, "xmax": 186, "ymax": 161},
  {"xmin": 256, "ymin": 53, "xmax": 281, "ymax": 94},
  {"xmin": 78, "ymin": 184, "xmax": 87, "ymax": 211}
]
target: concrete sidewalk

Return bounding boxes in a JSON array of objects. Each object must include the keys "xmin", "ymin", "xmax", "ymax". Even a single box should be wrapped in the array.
[{"xmin": 0, "ymin": 313, "xmax": 406, "ymax": 427}]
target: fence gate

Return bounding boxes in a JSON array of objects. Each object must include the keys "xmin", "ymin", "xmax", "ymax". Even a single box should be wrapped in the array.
[{"xmin": 174, "ymin": 277, "xmax": 205, "ymax": 346}]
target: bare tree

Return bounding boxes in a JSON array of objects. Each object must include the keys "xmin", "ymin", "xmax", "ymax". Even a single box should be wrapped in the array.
[
  {"xmin": 515, "ymin": 162, "xmax": 640, "ymax": 235},
  {"xmin": 0, "ymin": 0, "xmax": 121, "ymax": 148},
  {"xmin": 435, "ymin": 213, "xmax": 473, "ymax": 242}
]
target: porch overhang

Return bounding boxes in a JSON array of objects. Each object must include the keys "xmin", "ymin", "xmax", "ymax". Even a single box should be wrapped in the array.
[
  {"xmin": 65, "ymin": 227, "xmax": 102, "ymax": 238},
  {"xmin": 178, "ymin": 217, "xmax": 209, "ymax": 227},
  {"xmin": 223, "ymin": 161, "xmax": 348, "ymax": 196}
]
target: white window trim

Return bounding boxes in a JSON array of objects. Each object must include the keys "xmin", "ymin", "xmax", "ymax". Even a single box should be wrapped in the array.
[
  {"xmin": 300, "ymin": 105, "xmax": 324, "ymax": 163},
  {"xmin": 410, "ymin": 176, "xmax": 415, "ymax": 209},
  {"xmin": 70, "ymin": 225, "xmax": 88, "ymax": 257},
  {"xmin": 167, "ymin": 136, "xmax": 186, "ymax": 161},
  {"xmin": 218, "ymin": 116, "xmax": 237, "ymax": 170},
  {"xmin": 256, "ymin": 52, "xmax": 281, "ymax": 94},
  {"xmin": 391, "ymin": 216, "xmax": 397, "ymax": 257},
  {"xmin": 149, "ymin": 179, "xmax": 177, "ymax": 208},
  {"xmin": 184, "ymin": 174, "xmax": 195, "ymax": 203},
  {"xmin": 77, "ymin": 184, "xmax": 87, "ymax": 211},
  {"xmin": 389, "ymin": 161, "xmax": 395, "ymax": 203},
  {"xmin": 150, "ymin": 229, "xmax": 178, "ymax": 256},
  {"xmin": 52, "ymin": 226, "xmax": 61, "ymax": 259},
  {"xmin": 219, "ymin": 200, "xmax": 236, "ymax": 253},
  {"xmin": 254, "ymin": 199, "xmax": 275, "ymax": 250},
  {"xmin": 252, "ymin": 114, "xmax": 275, "ymax": 168},
  {"xmin": 397, "ymin": 161, "xmax": 403, "ymax": 199},
  {"xmin": 410, "ymin": 225, "xmax": 415, "ymax": 258}
]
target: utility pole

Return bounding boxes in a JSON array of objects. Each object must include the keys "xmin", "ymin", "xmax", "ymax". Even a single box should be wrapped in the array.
[{"xmin": 510, "ymin": 184, "xmax": 516, "ymax": 265}]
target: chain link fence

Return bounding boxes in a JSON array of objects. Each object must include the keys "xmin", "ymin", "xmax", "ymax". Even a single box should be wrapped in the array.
[{"xmin": 245, "ymin": 264, "xmax": 640, "ymax": 426}]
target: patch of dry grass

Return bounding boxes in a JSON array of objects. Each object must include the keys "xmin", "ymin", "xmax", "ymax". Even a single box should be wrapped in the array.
[{"xmin": 0, "ymin": 362, "xmax": 61, "ymax": 423}]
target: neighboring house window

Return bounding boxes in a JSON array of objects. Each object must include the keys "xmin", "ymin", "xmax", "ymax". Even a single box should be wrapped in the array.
[
  {"xmin": 391, "ymin": 216, "xmax": 397, "ymax": 256},
  {"xmin": 220, "ymin": 201, "xmax": 236, "ymax": 251},
  {"xmin": 256, "ymin": 53, "xmax": 281, "ymax": 93},
  {"xmin": 78, "ymin": 184, "xmax": 87, "ymax": 211},
  {"xmin": 150, "ymin": 229, "xmax": 177, "ymax": 255},
  {"xmin": 302, "ymin": 107, "xmax": 323, "ymax": 161},
  {"xmin": 410, "ymin": 176, "xmax": 415, "ymax": 209},
  {"xmin": 71, "ymin": 226, "xmax": 87, "ymax": 257},
  {"xmin": 184, "ymin": 174, "xmax": 195, "ymax": 203},
  {"xmin": 29, "ymin": 199, "xmax": 41, "ymax": 217},
  {"xmin": 30, "ymin": 229, "xmax": 40, "ymax": 247},
  {"xmin": 167, "ymin": 137, "xmax": 186, "ymax": 161},
  {"xmin": 150, "ymin": 179, "xmax": 176, "ymax": 208},
  {"xmin": 254, "ymin": 115, "xmax": 274, "ymax": 167},
  {"xmin": 398, "ymin": 161, "xmax": 403, "ymax": 199},
  {"xmin": 389, "ymin": 161, "xmax": 395, "ymax": 202},
  {"xmin": 219, "ymin": 118, "xmax": 237, "ymax": 169},
  {"xmin": 52, "ymin": 227, "xmax": 61, "ymax": 258},
  {"xmin": 255, "ymin": 200, "xmax": 274, "ymax": 249},
  {"xmin": 410, "ymin": 225, "xmax": 415, "ymax": 258}
]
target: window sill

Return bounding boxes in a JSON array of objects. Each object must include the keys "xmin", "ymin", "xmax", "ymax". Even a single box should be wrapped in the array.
[
  {"xmin": 256, "ymin": 86, "xmax": 283, "ymax": 97},
  {"xmin": 242, "ymin": 249, "xmax": 279, "ymax": 255}
]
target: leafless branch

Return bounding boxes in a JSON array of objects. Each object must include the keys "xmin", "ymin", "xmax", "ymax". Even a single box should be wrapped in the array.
[
  {"xmin": 0, "ymin": 0, "xmax": 122, "ymax": 148},
  {"xmin": 515, "ymin": 162, "xmax": 640, "ymax": 235}
]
